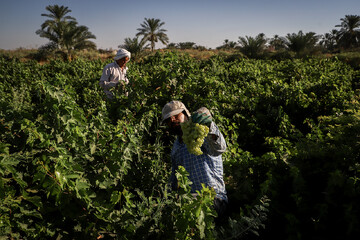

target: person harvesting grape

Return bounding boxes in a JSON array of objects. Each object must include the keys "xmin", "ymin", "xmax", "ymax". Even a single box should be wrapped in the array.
[
  {"xmin": 161, "ymin": 100, "xmax": 228, "ymax": 223},
  {"xmin": 99, "ymin": 48, "xmax": 131, "ymax": 99}
]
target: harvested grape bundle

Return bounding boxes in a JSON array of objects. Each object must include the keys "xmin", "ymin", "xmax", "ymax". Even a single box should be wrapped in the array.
[{"xmin": 181, "ymin": 119, "xmax": 209, "ymax": 155}]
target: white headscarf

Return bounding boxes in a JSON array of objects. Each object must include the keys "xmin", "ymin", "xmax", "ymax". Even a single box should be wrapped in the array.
[{"xmin": 114, "ymin": 48, "xmax": 131, "ymax": 61}]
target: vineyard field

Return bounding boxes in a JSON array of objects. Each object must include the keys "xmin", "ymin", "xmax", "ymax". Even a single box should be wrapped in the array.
[{"xmin": 1, "ymin": 52, "xmax": 360, "ymax": 239}]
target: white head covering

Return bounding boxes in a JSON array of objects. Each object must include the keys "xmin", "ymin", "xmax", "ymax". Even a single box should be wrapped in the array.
[{"xmin": 114, "ymin": 48, "xmax": 131, "ymax": 61}]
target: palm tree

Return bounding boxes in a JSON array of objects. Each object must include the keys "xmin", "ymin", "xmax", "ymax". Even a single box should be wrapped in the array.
[
  {"xmin": 62, "ymin": 23, "xmax": 96, "ymax": 59},
  {"xmin": 36, "ymin": 5, "xmax": 76, "ymax": 50},
  {"xmin": 38, "ymin": 5, "xmax": 76, "ymax": 33},
  {"xmin": 335, "ymin": 15, "xmax": 360, "ymax": 49},
  {"xmin": 269, "ymin": 35, "xmax": 287, "ymax": 51},
  {"xmin": 166, "ymin": 43, "xmax": 178, "ymax": 49},
  {"xmin": 118, "ymin": 37, "xmax": 149, "ymax": 61},
  {"xmin": 177, "ymin": 42, "xmax": 196, "ymax": 49},
  {"xmin": 238, "ymin": 33, "xmax": 267, "ymax": 58},
  {"xmin": 217, "ymin": 39, "xmax": 237, "ymax": 49},
  {"xmin": 36, "ymin": 5, "xmax": 96, "ymax": 60},
  {"xmin": 284, "ymin": 31, "xmax": 320, "ymax": 56},
  {"xmin": 136, "ymin": 18, "xmax": 169, "ymax": 51},
  {"xmin": 319, "ymin": 29, "xmax": 339, "ymax": 52}
]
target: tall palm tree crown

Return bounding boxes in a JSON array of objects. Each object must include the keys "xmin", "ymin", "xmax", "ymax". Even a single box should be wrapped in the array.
[
  {"xmin": 40, "ymin": 5, "xmax": 76, "ymax": 28},
  {"xmin": 36, "ymin": 5, "xmax": 76, "ymax": 50},
  {"xmin": 36, "ymin": 5, "xmax": 96, "ymax": 60},
  {"xmin": 335, "ymin": 15, "xmax": 360, "ymax": 49},
  {"xmin": 136, "ymin": 18, "xmax": 169, "ymax": 51}
]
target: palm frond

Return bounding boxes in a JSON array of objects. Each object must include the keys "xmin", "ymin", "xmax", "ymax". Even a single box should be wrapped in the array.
[
  {"xmin": 36, "ymin": 4, "xmax": 96, "ymax": 60},
  {"xmin": 136, "ymin": 18, "xmax": 169, "ymax": 51}
]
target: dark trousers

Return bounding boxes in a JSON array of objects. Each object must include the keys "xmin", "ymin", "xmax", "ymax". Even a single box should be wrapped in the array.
[{"xmin": 214, "ymin": 197, "xmax": 229, "ymax": 226}]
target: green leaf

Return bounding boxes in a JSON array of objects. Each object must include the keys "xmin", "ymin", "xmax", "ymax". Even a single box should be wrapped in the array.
[
  {"xmin": 195, "ymin": 205, "xmax": 201, "ymax": 218},
  {"xmin": 23, "ymin": 194, "xmax": 43, "ymax": 209},
  {"xmin": 90, "ymin": 142, "xmax": 96, "ymax": 155},
  {"xmin": 76, "ymin": 180, "xmax": 90, "ymax": 191},
  {"xmin": 110, "ymin": 191, "xmax": 122, "ymax": 204}
]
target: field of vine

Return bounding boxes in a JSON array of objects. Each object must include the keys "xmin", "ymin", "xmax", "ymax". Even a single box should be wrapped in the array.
[{"xmin": 1, "ymin": 52, "xmax": 360, "ymax": 239}]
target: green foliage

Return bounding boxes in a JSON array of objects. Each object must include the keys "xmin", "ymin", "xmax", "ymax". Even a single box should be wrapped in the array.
[
  {"xmin": 216, "ymin": 196, "xmax": 270, "ymax": 239},
  {"xmin": 335, "ymin": 15, "xmax": 360, "ymax": 49},
  {"xmin": 119, "ymin": 37, "xmax": 149, "ymax": 61},
  {"xmin": 238, "ymin": 33, "xmax": 267, "ymax": 58},
  {"xmin": 1, "ymin": 52, "xmax": 360, "ymax": 239},
  {"xmin": 285, "ymin": 31, "xmax": 321, "ymax": 57},
  {"xmin": 177, "ymin": 42, "xmax": 197, "ymax": 50}
]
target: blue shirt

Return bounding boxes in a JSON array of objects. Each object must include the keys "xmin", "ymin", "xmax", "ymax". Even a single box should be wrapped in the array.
[{"xmin": 170, "ymin": 122, "xmax": 227, "ymax": 200}]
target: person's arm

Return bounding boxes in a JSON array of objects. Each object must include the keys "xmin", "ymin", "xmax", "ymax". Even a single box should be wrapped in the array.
[
  {"xmin": 206, "ymin": 121, "xmax": 227, "ymax": 156},
  {"xmin": 191, "ymin": 107, "xmax": 226, "ymax": 156},
  {"xmin": 123, "ymin": 67, "xmax": 129, "ymax": 84},
  {"xmin": 99, "ymin": 66, "xmax": 117, "ymax": 90}
]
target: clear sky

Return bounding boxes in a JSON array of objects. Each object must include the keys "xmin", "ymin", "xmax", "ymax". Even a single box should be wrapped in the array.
[{"xmin": 0, "ymin": 0, "xmax": 359, "ymax": 50}]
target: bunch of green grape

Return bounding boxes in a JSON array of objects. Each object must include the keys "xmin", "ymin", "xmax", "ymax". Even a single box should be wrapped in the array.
[{"xmin": 181, "ymin": 119, "xmax": 209, "ymax": 155}]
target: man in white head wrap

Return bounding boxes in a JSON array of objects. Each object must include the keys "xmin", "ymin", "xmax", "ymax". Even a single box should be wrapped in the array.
[{"xmin": 99, "ymin": 48, "xmax": 131, "ymax": 99}]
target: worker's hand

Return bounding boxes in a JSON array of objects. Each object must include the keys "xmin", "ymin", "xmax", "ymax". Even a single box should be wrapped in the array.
[{"xmin": 191, "ymin": 107, "xmax": 212, "ymax": 127}]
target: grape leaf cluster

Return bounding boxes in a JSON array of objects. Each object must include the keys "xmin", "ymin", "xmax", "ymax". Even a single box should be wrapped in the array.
[{"xmin": 181, "ymin": 119, "xmax": 209, "ymax": 155}]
